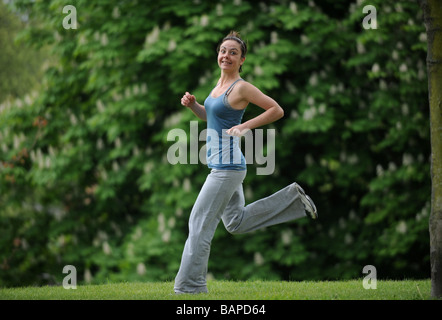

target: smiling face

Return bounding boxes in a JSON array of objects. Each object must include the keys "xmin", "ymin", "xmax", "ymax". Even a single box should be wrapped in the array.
[{"xmin": 217, "ymin": 40, "xmax": 246, "ymax": 74}]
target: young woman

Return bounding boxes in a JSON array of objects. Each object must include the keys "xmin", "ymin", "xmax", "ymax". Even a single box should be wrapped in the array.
[{"xmin": 174, "ymin": 31, "xmax": 317, "ymax": 294}]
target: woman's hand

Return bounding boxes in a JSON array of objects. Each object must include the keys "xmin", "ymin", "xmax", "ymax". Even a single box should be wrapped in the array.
[
  {"xmin": 226, "ymin": 124, "xmax": 250, "ymax": 137},
  {"xmin": 181, "ymin": 92, "xmax": 196, "ymax": 108},
  {"xmin": 181, "ymin": 92, "xmax": 207, "ymax": 121}
]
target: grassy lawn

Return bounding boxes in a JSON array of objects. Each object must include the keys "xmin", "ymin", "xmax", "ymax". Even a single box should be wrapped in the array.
[{"xmin": 0, "ymin": 279, "xmax": 433, "ymax": 300}]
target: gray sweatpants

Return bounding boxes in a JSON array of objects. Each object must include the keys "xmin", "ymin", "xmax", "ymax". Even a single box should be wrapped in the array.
[{"xmin": 174, "ymin": 169, "xmax": 307, "ymax": 294}]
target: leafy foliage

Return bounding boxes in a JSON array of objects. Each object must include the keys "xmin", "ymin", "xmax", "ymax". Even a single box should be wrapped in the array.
[
  {"xmin": 0, "ymin": 0, "xmax": 430, "ymax": 286},
  {"xmin": 0, "ymin": 1, "xmax": 47, "ymax": 102}
]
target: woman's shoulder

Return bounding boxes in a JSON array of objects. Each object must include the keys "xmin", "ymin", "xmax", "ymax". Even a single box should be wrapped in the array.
[{"xmin": 236, "ymin": 80, "xmax": 261, "ymax": 96}]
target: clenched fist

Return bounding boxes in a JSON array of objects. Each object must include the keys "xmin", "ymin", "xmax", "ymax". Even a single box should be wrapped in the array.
[{"xmin": 181, "ymin": 92, "xmax": 196, "ymax": 108}]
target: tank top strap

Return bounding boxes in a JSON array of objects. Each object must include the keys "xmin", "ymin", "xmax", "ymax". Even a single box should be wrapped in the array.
[{"xmin": 225, "ymin": 78, "xmax": 244, "ymax": 97}]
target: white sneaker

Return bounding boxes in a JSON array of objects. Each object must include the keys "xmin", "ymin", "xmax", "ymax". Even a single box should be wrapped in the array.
[{"xmin": 294, "ymin": 183, "xmax": 318, "ymax": 219}]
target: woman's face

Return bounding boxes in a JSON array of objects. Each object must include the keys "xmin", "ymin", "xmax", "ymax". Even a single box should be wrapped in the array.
[{"xmin": 218, "ymin": 40, "xmax": 245, "ymax": 73}]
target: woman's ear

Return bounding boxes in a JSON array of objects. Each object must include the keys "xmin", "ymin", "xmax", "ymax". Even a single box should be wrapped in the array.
[{"xmin": 240, "ymin": 56, "xmax": 246, "ymax": 68}]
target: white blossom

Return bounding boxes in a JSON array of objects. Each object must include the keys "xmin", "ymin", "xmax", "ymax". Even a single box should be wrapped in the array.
[
  {"xmin": 112, "ymin": 7, "xmax": 120, "ymax": 19},
  {"xmin": 145, "ymin": 26, "xmax": 160, "ymax": 45},
  {"xmin": 399, "ymin": 63, "xmax": 408, "ymax": 73},
  {"xmin": 290, "ymin": 2, "xmax": 297, "ymax": 14},
  {"xmin": 402, "ymin": 153, "xmax": 413, "ymax": 166},
  {"xmin": 372, "ymin": 63, "xmax": 380, "ymax": 73},
  {"xmin": 254, "ymin": 252, "xmax": 265, "ymax": 266},
  {"xmin": 168, "ymin": 39, "xmax": 177, "ymax": 52},
  {"xmin": 216, "ymin": 3, "xmax": 223, "ymax": 16},
  {"xmin": 309, "ymin": 73, "xmax": 318, "ymax": 86},
  {"xmin": 396, "ymin": 221, "xmax": 407, "ymax": 234},
  {"xmin": 281, "ymin": 229, "xmax": 292, "ymax": 245},
  {"xmin": 270, "ymin": 31, "xmax": 278, "ymax": 44},
  {"xmin": 376, "ymin": 164, "xmax": 384, "ymax": 177},
  {"xmin": 84, "ymin": 269, "xmax": 93, "ymax": 283},
  {"xmin": 162, "ymin": 230, "xmax": 171, "ymax": 243},
  {"xmin": 158, "ymin": 213, "xmax": 165, "ymax": 232},
  {"xmin": 100, "ymin": 33, "xmax": 108, "ymax": 46},
  {"xmin": 300, "ymin": 34, "xmax": 310, "ymax": 45},
  {"xmin": 183, "ymin": 178, "xmax": 191, "ymax": 192},
  {"xmin": 102, "ymin": 241, "xmax": 112, "ymax": 255},
  {"xmin": 137, "ymin": 263, "xmax": 146, "ymax": 275},
  {"xmin": 200, "ymin": 15, "xmax": 209, "ymax": 27}
]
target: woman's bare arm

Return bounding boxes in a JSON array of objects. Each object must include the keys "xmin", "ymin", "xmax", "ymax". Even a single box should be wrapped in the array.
[
  {"xmin": 181, "ymin": 92, "xmax": 207, "ymax": 121},
  {"xmin": 227, "ymin": 83, "xmax": 284, "ymax": 136}
]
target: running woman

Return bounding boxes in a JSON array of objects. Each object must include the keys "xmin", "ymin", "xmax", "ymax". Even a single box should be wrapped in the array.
[{"xmin": 174, "ymin": 31, "xmax": 317, "ymax": 294}]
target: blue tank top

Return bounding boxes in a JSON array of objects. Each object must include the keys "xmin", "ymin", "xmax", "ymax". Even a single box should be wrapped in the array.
[{"xmin": 204, "ymin": 79, "xmax": 246, "ymax": 170}]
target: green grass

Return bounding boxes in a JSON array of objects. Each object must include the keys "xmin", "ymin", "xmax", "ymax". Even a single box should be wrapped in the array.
[{"xmin": 0, "ymin": 279, "xmax": 433, "ymax": 300}]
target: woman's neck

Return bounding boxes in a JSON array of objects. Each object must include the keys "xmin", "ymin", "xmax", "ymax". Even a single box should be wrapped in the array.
[{"xmin": 217, "ymin": 71, "xmax": 241, "ymax": 87}]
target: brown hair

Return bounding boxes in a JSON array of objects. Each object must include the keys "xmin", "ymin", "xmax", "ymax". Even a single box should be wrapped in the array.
[{"xmin": 217, "ymin": 30, "xmax": 247, "ymax": 73}]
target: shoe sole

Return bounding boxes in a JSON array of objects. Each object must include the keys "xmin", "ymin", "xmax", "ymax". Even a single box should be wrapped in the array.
[{"xmin": 295, "ymin": 183, "xmax": 318, "ymax": 219}]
